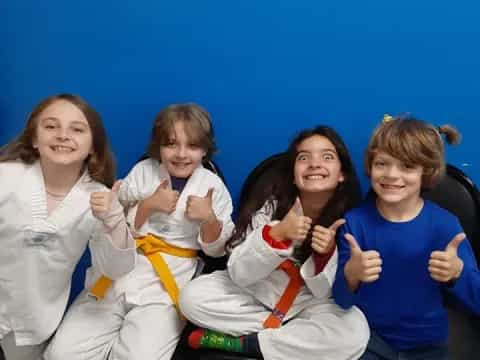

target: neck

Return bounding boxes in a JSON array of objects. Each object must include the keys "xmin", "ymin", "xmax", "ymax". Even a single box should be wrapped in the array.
[
  {"xmin": 376, "ymin": 196, "xmax": 424, "ymax": 222},
  {"xmin": 299, "ymin": 191, "xmax": 332, "ymax": 220},
  {"xmin": 40, "ymin": 160, "xmax": 84, "ymax": 195}
]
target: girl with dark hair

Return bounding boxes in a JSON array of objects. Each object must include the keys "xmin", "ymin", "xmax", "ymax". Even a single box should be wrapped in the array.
[{"xmin": 179, "ymin": 126, "xmax": 369, "ymax": 360}]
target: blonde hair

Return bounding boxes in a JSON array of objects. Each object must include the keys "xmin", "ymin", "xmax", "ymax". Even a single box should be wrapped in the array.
[
  {"xmin": 146, "ymin": 103, "xmax": 217, "ymax": 161},
  {"xmin": 0, "ymin": 94, "xmax": 115, "ymax": 187},
  {"xmin": 365, "ymin": 115, "xmax": 460, "ymax": 189}
]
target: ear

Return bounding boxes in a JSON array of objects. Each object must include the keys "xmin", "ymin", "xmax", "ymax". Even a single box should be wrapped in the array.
[
  {"xmin": 32, "ymin": 137, "xmax": 38, "ymax": 149},
  {"xmin": 338, "ymin": 171, "xmax": 345, "ymax": 183}
]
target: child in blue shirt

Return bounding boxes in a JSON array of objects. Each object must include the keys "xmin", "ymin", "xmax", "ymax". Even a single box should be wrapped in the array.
[{"xmin": 333, "ymin": 115, "xmax": 480, "ymax": 359}]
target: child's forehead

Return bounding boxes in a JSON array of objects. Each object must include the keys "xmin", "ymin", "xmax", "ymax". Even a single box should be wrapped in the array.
[
  {"xmin": 297, "ymin": 135, "xmax": 337, "ymax": 152},
  {"xmin": 38, "ymin": 100, "xmax": 87, "ymax": 124}
]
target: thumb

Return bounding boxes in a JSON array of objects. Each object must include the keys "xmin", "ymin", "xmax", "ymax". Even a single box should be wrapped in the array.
[
  {"xmin": 205, "ymin": 188, "xmax": 214, "ymax": 199},
  {"xmin": 111, "ymin": 180, "xmax": 122, "ymax": 194},
  {"xmin": 446, "ymin": 233, "xmax": 466, "ymax": 252},
  {"xmin": 158, "ymin": 179, "xmax": 169, "ymax": 190},
  {"xmin": 329, "ymin": 218, "xmax": 346, "ymax": 233},
  {"xmin": 344, "ymin": 233, "xmax": 362, "ymax": 253},
  {"xmin": 291, "ymin": 197, "xmax": 304, "ymax": 216}
]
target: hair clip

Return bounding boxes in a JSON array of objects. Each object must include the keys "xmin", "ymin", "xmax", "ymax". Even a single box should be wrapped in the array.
[{"xmin": 382, "ymin": 114, "xmax": 394, "ymax": 123}]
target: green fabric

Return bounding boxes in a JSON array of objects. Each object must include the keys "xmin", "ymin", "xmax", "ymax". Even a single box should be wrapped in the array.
[{"xmin": 199, "ymin": 329, "xmax": 244, "ymax": 352}]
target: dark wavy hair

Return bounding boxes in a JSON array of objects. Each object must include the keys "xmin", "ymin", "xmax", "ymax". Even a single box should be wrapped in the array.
[{"xmin": 228, "ymin": 125, "xmax": 361, "ymax": 262}]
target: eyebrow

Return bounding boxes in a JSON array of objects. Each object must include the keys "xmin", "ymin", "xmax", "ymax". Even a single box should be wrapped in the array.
[
  {"xmin": 40, "ymin": 117, "xmax": 88, "ymax": 126},
  {"xmin": 297, "ymin": 148, "xmax": 337, "ymax": 154}
]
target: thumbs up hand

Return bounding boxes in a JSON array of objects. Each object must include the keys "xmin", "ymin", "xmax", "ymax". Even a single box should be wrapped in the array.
[
  {"xmin": 429, "ymin": 233, "xmax": 466, "ymax": 282},
  {"xmin": 311, "ymin": 218, "xmax": 345, "ymax": 254},
  {"xmin": 147, "ymin": 179, "xmax": 179, "ymax": 214},
  {"xmin": 186, "ymin": 188, "xmax": 216, "ymax": 223},
  {"xmin": 269, "ymin": 197, "xmax": 312, "ymax": 243},
  {"xmin": 343, "ymin": 233, "xmax": 382, "ymax": 291},
  {"xmin": 90, "ymin": 180, "xmax": 124, "ymax": 221}
]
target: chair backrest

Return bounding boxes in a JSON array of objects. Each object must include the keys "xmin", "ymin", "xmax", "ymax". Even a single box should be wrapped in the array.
[
  {"xmin": 422, "ymin": 164, "xmax": 480, "ymax": 360},
  {"xmin": 422, "ymin": 164, "xmax": 480, "ymax": 263},
  {"xmin": 236, "ymin": 152, "xmax": 289, "ymax": 215}
]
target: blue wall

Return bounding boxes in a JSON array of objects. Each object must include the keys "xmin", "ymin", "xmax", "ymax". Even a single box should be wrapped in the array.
[
  {"xmin": 2, "ymin": 0, "xmax": 480, "ymax": 301},
  {"xmin": 2, "ymin": 0, "xmax": 480, "ymax": 195}
]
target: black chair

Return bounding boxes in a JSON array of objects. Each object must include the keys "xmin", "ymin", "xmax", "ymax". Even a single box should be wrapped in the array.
[
  {"xmin": 422, "ymin": 164, "xmax": 480, "ymax": 360},
  {"xmin": 172, "ymin": 153, "xmax": 288, "ymax": 360}
]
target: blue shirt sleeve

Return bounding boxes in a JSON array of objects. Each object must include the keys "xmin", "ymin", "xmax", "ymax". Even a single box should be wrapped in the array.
[{"xmin": 332, "ymin": 220, "xmax": 361, "ymax": 309}]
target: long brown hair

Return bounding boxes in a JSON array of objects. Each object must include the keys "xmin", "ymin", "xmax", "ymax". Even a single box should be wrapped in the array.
[
  {"xmin": 228, "ymin": 126, "xmax": 361, "ymax": 262},
  {"xmin": 0, "ymin": 94, "xmax": 115, "ymax": 187}
]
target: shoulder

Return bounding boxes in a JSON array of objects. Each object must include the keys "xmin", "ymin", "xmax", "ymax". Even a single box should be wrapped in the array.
[
  {"xmin": 196, "ymin": 166, "xmax": 226, "ymax": 188},
  {"xmin": 345, "ymin": 199, "xmax": 376, "ymax": 222},
  {"xmin": 423, "ymin": 199, "xmax": 462, "ymax": 230},
  {"xmin": 0, "ymin": 160, "xmax": 32, "ymax": 187},
  {"xmin": 130, "ymin": 157, "xmax": 160, "ymax": 174},
  {"xmin": 81, "ymin": 172, "xmax": 109, "ymax": 193}
]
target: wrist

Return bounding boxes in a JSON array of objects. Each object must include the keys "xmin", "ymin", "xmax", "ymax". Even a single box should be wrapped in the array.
[
  {"xmin": 269, "ymin": 222, "xmax": 286, "ymax": 242},
  {"xmin": 200, "ymin": 210, "xmax": 217, "ymax": 225}
]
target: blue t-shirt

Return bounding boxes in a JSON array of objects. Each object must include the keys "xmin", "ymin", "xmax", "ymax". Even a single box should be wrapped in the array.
[{"xmin": 332, "ymin": 198, "xmax": 480, "ymax": 350}]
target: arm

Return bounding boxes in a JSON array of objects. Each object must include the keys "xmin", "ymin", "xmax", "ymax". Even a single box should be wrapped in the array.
[
  {"xmin": 197, "ymin": 184, "xmax": 234, "ymax": 257},
  {"xmin": 443, "ymin": 229, "xmax": 480, "ymax": 314},
  {"xmin": 227, "ymin": 201, "xmax": 295, "ymax": 288},
  {"xmin": 332, "ymin": 223, "xmax": 362, "ymax": 309}
]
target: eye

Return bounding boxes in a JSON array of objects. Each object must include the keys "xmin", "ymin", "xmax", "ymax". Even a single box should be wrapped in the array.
[
  {"xmin": 323, "ymin": 152, "xmax": 336, "ymax": 161},
  {"xmin": 188, "ymin": 143, "xmax": 201, "ymax": 149},
  {"xmin": 73, "ymin": 127, "xmax": 85, "ymax": 133},
  {"xmin": 402, "ymin": 163, "xmax": 416, "ymax": 170},
  {"xmin": 374, "ymin": 160, "xmax": 385, "ymax": 167},
  {"xmin": 296, "ymin": 154, "xmax": 308, "ymax": 161}
]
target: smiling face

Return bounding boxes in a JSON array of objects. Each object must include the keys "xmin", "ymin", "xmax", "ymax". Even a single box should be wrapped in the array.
[
  {"xmin": 293, "ymin": 135, "xmax": 344, "ymax": 196},
  {"xmin": 33, "ymin": 99, "xmax": 93, "ymax": 171},
  {"xmin": 159, "ymin": 120, "xmax": 206, "ymax": 178},
  {"xmin": 370, "ymin": 150, "xmax": 424, "ymax": 209}
]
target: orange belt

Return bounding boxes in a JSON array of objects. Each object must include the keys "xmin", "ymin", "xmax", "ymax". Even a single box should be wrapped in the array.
[
  {"xmin": 263, "ymin": 259, "xmax": 304, "ymax": 328},
  {"xmin": 89, "ymin": 234, "xmax": 197, "ymax": 313}
]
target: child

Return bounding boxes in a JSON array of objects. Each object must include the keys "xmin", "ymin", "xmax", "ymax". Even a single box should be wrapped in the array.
[
  {"xmin": 332, "ymin": 115, "xmax": 480, "ymax": 359},
  {"xmin": 45, "ymin": 103, "xmax": 235, "ymax": 360},
  {"xmin": 179, "ymin": 126, "xmax": 370, "ymax": 360},
  {"xmin": 0, "ymin": 94, "xmax": 136, "ymax": 360}
]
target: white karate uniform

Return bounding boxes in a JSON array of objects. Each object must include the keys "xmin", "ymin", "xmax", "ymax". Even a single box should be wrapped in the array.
[
  {"xmin": 179, "ymin": 201, "xmax": 370, "ymax": 360},
  {"xmin": 0, "ymin": 161, "xmax": 136, "ymax": 360},
  {"xmin": 45, "ymin": 159, "xmax": 234, "ymax": 360}
]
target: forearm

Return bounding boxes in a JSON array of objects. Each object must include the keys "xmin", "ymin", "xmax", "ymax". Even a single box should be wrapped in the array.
[{"xmin": 134, "ymin": 198, "xmax": 155, "ymax": 230}]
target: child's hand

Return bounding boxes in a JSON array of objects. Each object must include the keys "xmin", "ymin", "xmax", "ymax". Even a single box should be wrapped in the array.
[
  {"xmin": 428, "ymin": 233, "xmax": 465, "ymax": 282},
  {"xmin": 185, "ymin": 188, "xmax": 216, "ymax": 222},
  {"xmin": 311, "ymin": 219, "xmax": 345, "ymax": 254},
  {"xmin": 344, "ymin": 233, "xmax": 382, "ymax": 291},
  {"xmin": 147, "ymin": 179, "xmax": 179, "ymax": 214},
  {"xmin": 90, "ymin": 181, "xmax": 123, "ymax": 223},
  {"xmin": 269, "ymin": 197, "xmax": 312, "ymax": 243}
]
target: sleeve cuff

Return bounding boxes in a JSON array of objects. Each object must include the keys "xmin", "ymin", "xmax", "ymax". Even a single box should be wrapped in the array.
[{"xmin": 262, "ymin": 224, "xmax": 292, "ymax": 249}]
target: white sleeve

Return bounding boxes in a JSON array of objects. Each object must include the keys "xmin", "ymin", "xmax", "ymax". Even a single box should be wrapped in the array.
[
  {"xmin": 117, "ymin": 160, "xmax": 151, "ymax": 205},
  {"xmin": 227, "ymin": 201, "xmax": 295, "ymax": 288},
  {"xmin": 300, "ymin": 248, "xmax": 338, "ymax": 299},
  {"xmin": 88, "ymin": 221, "xmax": 136, "ymax": 280},
  {"xmin": 197, "ymin": 181, "xmax": 234, "ymax": 257}
]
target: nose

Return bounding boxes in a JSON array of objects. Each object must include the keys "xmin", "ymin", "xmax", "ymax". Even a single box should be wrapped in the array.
[
  {"xmin": 384, "ymin": 165, "xmax": 400, "ymax": 178},
  {"xmin": 308, "ymin": 155, "xmax": 323, "ymax": 168},
  {"xmin": 55, "ymin": 127, "xmax": 69, "ymax": 141},
  {"xmin": 175, "ymin": 145, "xmax": 187, "ymax": 158}
]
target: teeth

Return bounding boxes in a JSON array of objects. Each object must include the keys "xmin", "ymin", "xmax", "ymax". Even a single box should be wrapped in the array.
[
  {"xmin": 53, "ymin": 146, "xmax": 73, "ymax": 152},
  {"xmin": 305, "ymin": 175, "xmax": 325, "ymax": 180}
]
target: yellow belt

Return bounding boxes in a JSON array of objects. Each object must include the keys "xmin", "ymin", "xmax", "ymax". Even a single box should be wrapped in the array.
[{"xmin": 89, "ymin": 233, "xmax": 197, "ymax": 313}]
